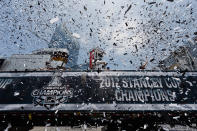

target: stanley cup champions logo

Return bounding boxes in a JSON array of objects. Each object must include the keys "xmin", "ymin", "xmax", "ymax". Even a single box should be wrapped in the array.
[{"xmin": 31, "ymin": 74, "xmax": 73, "ymax": 110}]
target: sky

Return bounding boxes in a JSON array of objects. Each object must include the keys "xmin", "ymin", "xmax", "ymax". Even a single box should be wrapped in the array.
[{"xmin": 0, "ymin": 0, "xmax": 197, "ymax": 70}]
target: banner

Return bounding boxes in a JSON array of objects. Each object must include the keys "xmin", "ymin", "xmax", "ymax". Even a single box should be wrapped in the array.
[{"xmin": 0, "ymin": 71, "xmax": 196, "ymax": 111}]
